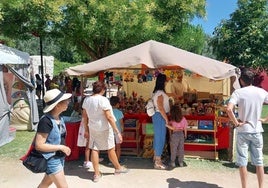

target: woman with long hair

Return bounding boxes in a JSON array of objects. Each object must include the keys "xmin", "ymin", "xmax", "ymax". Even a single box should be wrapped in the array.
[{"xmin": 151, "ymin": 73, "xmax": 170, "ymax": 169}]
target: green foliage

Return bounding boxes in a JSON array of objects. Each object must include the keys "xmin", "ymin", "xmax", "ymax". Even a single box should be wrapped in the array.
[
  {"xmin": 0, "ymin": 0, "xmax": 207, "ymax": 63},
  {"xmin": 210, "ymin": 0, "xmax": 268, "ymax": 70},
  {"xmin": 54, "ymin": 59, "xmax": 83, "ymax": 75}
]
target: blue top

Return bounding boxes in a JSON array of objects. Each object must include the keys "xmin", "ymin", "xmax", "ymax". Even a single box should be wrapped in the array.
[{"xmin": 112, "ymin": 108, "xmax": 124, "ymax": 132}]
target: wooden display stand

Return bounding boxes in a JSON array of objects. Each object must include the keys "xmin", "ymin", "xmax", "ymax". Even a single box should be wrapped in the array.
[
  {"xmin": 121, "ymin": 119, "xmax": 141, "ymax": 156},
  {"xmin": 184, "ymin": 115, "xmax": 218, "ymax": 160}
]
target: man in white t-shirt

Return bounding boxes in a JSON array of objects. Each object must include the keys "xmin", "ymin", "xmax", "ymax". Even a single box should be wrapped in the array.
[{"xmin": 227, "ymin": 68, "xmax": 268, "ymax": 188}]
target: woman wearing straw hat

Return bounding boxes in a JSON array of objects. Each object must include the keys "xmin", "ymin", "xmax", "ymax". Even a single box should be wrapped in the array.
[
  {"xmin": 35, "ymin": 88, "xmax": 72, "ymax": 188},
  {"xmin": 82, "ymin": 81, "xmax": 129, "ymax": 182}
]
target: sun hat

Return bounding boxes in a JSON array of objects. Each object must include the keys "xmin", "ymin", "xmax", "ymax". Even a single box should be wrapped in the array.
[
  {"xmin": 43, "ymin": 89, "xmax": 72, "ymax": 113},
  {"xmin": 83, "ymin": 88, "xmax": 92, "ymax": 96}
]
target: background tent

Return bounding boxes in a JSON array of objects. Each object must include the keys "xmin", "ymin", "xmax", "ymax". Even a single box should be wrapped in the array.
[
  {"xmin": 0, "ymin": 44, "xmax": 39, "ymax": 147},
  {"xmin": 66, "ymin": 40, "xmax": 239, "ymax": 87}
]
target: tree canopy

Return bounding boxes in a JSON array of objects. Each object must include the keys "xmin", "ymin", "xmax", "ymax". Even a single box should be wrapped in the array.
[
  {"xmin": 0, "ymin": 0, "xmax": 207, "ymax": 62},
  {"xmin": 210, "ymin": 0, "xmax": 268, "ymax": 70}
]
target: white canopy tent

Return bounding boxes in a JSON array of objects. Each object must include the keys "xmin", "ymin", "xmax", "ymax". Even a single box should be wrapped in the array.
[
  {"xmin": 0, "ymin": 44, "xmax": 30, "ymax": 65},
  {"xmin": 0, "ymin": 44, "xmax": 39, "ymax": 147},
  {"xmin": 66, "ymin": 40, "xmax": 239, "ymax": 85}
]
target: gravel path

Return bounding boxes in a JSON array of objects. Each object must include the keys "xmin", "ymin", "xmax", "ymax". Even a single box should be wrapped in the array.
[{"xmin": 1, "ymin": 157, "xmax": 267, "ymax": 188}]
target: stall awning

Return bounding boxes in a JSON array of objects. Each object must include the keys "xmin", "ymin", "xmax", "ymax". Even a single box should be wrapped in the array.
[{"xmin": 66, "ymin": 40, "xmax": 239, "ymax": 81}]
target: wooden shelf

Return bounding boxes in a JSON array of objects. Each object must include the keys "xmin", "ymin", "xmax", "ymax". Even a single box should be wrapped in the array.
[
  {"xmin": 121, "ymin": 119, "xmax": 141, "ymax": 156},
  {"xmin": 187, "ymin": 129, "xmax": 215, "ymax": 133},
  {"xmin": 185, "ymin": 138, "xmax": 218, "ymax": 146},
  {"xmin": 122, "ymin": 136, "xmax": 141, "ymax": 143},
  {"xmin": 185, "ymin": 150, "xmax": 219, "ymax": 160},
  {"xmin": 184, "ymin": 117, "xmax": 218, "ymax": 160}
]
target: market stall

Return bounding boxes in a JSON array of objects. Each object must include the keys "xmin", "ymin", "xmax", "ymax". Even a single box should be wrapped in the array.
[
  {"xmin": 65, "ymin": 40, "xmax": 239, "ymax": 159},
  {"xmin": 0, "ymin": 44, "xmax": 39, "ymax": 147}
]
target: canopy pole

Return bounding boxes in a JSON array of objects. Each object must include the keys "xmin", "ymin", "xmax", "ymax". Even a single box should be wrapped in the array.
[{"xmin": 39, "ymin": 36, "xmax": 45, "ymax": 108}]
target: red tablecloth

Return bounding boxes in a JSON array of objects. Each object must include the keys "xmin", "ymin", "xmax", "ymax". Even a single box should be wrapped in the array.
[
  {"xmin": 64, "ymin": 114, "xmax": 230, "ymax": 160},
  {"xmin": 65, "ymin": 121, "xmax": 80, "ymax": 161}
]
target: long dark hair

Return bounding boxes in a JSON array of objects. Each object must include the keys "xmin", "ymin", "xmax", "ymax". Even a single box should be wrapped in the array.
[
  {"xmin": 153, "ymin": 73, "xmax": 167, "ymax": 93},
  {"xmin": 170, "ymin": 104, "xmax": 183, "ymax": 122}
]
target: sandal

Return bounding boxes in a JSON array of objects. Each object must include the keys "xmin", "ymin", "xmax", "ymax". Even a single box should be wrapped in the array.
[
  {"xmin": 114, "ymin": 166, "xmax": 130, "ymax": 175},
  {"xmin": 93, "ymin": 172, "xmax": 102, "ymax": 182},
  {"xmin": 154, "ymin": 162, "xmax": 167, "ymax": 170}
]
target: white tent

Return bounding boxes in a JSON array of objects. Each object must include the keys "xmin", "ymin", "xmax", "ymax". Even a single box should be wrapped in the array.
[
  {"xmin": 0, "ymin": 44, "xmax": 30, "ymax": 65},
  {"xmin": 0, "ymin": 44, "xmax": 39, "ymax": 147},
  {"xmin": 66, "ymin": 40, "xmax": 239, "ymax": 84}
]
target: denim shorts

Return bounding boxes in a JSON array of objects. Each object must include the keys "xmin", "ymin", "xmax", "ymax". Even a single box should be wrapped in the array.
[
  {"xmin": 236, "ymin": 132, "xmax": 263, "ymax": 167},
  {"xmin": 46, "ymin": 156, "xmax": 65, "ymax": 175}
]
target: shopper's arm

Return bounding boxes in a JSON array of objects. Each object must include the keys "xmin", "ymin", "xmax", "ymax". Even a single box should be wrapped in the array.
[
  {"xmin": 226, "ymin": 103, "xmax": 242, "ymax": 127},
  {"xmin": 157, "ymin": 95, "xmax": 169, "ymax": 124},
  {"xmin": 82, "ymin": 109, "xmax": 89, "ymax": 139}
]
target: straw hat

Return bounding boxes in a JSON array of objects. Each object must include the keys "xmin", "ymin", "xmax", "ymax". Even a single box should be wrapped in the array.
[{"xmin": 43, "ymin": 89, "xmax": 72, "ymax": 113}]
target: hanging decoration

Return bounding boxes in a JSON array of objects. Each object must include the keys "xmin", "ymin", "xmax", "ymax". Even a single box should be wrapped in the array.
[{"xmin": 184, "ymin": 69, "xmax": 192, "ymax": 77}]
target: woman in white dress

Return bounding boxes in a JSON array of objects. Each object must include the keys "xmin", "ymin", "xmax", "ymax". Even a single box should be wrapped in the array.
[{"xmin": 82, "ymin": 81, "xmax": 129, "ymax": 182}]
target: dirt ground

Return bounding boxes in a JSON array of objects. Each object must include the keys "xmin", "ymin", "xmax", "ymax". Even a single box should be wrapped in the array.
[{"xmin": 0, "ymin": 156, "xmax": 267, "ymax": 188}]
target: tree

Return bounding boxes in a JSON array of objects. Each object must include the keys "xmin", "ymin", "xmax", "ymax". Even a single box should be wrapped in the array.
[
  {"xmin": 0, "ymin": 0, "xmax": 207, "ymax": 62},
  {"xmin": 210, "ymin": 0, "xmax": 268, "ymax": 70}
]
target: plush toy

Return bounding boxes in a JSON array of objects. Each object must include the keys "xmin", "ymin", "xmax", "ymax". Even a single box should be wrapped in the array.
[
  {"xmin": 142, "ymin": 136, "xmax": 154, "ymax": 158},
  {"xmin": 137, "ymin": 74, "xmax": 143, "ymax": 83}
]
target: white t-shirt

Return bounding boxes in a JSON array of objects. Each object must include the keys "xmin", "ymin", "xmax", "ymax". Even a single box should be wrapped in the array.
[
  {"xmin": 229, "ymin": 86, "xmax": 268, "ymax": 133},
  {"xmin": 82, "ymin": 95, "xmax": 114, "ymax": 131},
  {"xmin": 152, "ymin": 90, "xmax": 170, "ymax": 113}
]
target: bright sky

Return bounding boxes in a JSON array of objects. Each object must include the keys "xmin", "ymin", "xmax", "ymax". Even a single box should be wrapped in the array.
[{"xmin": 192, "ymin": 0, "xmax": 238, "ymax": 35}]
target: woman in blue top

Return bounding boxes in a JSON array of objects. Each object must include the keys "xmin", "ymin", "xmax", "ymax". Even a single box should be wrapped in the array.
[{"xmin": 35, "ymin": 89, "xmax": 72, "ymax": 188}]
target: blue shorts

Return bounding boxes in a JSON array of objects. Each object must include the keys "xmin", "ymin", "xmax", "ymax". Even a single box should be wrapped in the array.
[
  {"xmin": 46, "ymin": 156, "xmax": 65, "ymax": 175},
  {"xmin": 236, "ymin": 132, "xmax": 263, "ymax": 167}
]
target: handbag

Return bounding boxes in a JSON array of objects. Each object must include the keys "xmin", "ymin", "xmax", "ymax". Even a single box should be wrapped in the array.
[
  {"xmin": 146, "ymin": 97, "xmax": 155, "ymax": 117},
  {"xmin": 20, "ymin": 136, "xmax": 47, "ymax": 173},
  {"xmin": 22, "ymin": 149, "xmax": 47, "ymax": 173}
]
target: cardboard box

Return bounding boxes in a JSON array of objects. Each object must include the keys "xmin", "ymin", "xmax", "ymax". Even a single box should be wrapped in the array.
[
  {"xmin": 187, "ymin": 120, "xmax": 198, "ymax": 129},
  {"xmin": 198, "ymin": 120, "xmax": 214, "ymax": 130},
  {"xmin": 124, "ymin": 119, "xmax": 138, "ymax": 128}
]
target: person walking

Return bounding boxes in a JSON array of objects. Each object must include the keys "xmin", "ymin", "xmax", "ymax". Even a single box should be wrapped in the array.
[
  {"xmin": 151, "ymin": 73, "xmax": 170, "ymax": 169},
  {"xmin": 82, "ymin": 81, "xmax": 129, "ymax": 182},
  {"xmin": 45, "ymin": 74, "xmax": 52, "ymax": 91},
  {"xmin": 226, "ymin": 68, "xmax": 268, "ymax": 188},
  {"xmin": 165, "ymin": 104, "xmax": 188, "ymax": 168},
  {"xmin": 35, "ymin": 74, "xmax": 42, "ymax": 100},
  {"xmin": 35, "ymin": 88, "xmax": 72, "ymax": 188}
]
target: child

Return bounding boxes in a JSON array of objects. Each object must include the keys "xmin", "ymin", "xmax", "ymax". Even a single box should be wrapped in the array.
[
  {"xmin": 77, "ymin": 116, "xmax": 92, "ymax": 168},
  {"xmin": 76, "ymin": 96, "xmax": 92, "ymax": 169},
  {"xmin": 110, "ymin": 96, "xmax": 124, "ymax": 163},
  {"xmin": 166, "ymin": 104, "xmax": 188, "ymax": 167}
]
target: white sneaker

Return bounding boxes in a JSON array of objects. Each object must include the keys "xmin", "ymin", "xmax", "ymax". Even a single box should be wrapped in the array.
[{"xmin": 83, "ymin": 161, "xmax": 92, "ymax": 169}]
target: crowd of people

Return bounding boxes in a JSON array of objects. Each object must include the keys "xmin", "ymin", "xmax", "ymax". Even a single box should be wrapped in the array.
[
  {"xmin": 31, "ymin": 69, "xmax": 267, "ymax": 188},
  {"xmin": 34, "ymin": 73, "xmax": 82, "ymax": 105}
]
